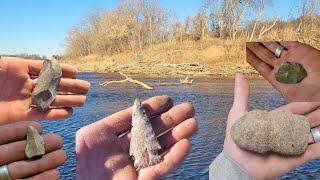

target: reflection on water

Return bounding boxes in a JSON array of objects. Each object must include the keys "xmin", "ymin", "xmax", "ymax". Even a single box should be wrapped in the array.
[{"xmin": 41, "ymin": 73, "xmax": 320, "ymax": 179}]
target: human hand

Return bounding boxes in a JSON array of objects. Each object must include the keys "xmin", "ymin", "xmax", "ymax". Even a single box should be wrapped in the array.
[
  {"xmin": 246, "ymin": 41, "xmax": 320, "ymax": 102},
  {"xmin": 0, "ymin": 121, "xmax": 67, "ymax": 179},
  {"xmin": 0, "ymin": 57, "xmax": 90, "ymax": 125},
  {"xmin": 224, "ymin": 74, "xmax": 320, "ymax": 179},
  {"xmin": 76, "ymin": 96, "xmax": 197, "ymax": 180}
]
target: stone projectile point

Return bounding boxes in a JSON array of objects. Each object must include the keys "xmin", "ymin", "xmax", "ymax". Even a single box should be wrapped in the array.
[
  {"xmin": 231, "ymin": 110, "xmax": 310, "ymax": 156},
  {"xmin": 275, "ymin": 61, "xmax": 307, "ymax": 84},
  {"xmin": 32, "ymin": 59, "xmax": 62, "ymax": 112},
  {"xmin": 129, "ymin": 98, "xmax": 161, "ymax": 170},
  {"xmin": 25, "ymin": 126, "xmax": 45, "ymax": 158}
]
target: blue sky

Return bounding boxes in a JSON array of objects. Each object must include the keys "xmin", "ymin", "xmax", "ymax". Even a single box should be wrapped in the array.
[{"xmin": 0, "ymin": 0, "xmax": 304, "ymax": 56}]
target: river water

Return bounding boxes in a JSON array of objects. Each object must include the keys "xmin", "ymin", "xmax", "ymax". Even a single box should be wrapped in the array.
[{"xmin": 41, "ymin": 72, "xmax": 320, "ymax": 179}]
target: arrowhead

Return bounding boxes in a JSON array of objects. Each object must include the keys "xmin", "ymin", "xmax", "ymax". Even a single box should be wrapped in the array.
[{"xmin": 25, "ymin": 126, "xmax": 45, "ymax": 158}]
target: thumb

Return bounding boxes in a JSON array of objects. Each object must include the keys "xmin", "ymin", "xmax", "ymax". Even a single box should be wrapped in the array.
[
  {"xmin": 224, "ymin": 74, "xmax": 250, "ymax": 153},
  {"xmin": 229, "ymin": 73, "xmax": 249, "ymax": 122}
]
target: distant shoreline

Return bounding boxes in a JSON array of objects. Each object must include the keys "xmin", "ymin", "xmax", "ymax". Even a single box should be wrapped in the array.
[
  {"xmin": 70, "ymin": 63, "xmax": 259, "ymax": 77},
  {"xmin": 64, "ymin": 58, "xmax": 259, "ymax": 78},
  {"xmin": 77, "ymin": 69, "xmax": 260, "ymax": 78}
]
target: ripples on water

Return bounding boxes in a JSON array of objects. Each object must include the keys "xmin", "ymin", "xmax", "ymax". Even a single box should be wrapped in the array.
[{"xmin": 41, "ymin": 73, "xmax": 320, "ymax": 179}]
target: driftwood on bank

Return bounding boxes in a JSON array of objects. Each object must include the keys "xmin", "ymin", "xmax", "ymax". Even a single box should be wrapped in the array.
[
  {"xmin": 100, "ymin": 72, "xmax": 153, "ymax": 90},
  {"xmin": 180, "ymin": 76, "xmax": 194, "ymax": 84}
]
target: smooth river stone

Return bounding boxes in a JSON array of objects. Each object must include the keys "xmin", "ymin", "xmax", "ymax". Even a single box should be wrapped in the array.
[
  {"xmin": 32, "ymin": 59, "xmax": 62, "ymax": 112},
  {"xmin": 25, "ymin": 126, "xmax": 45, "ymax": 158},
  {"xmin": 129, "ymin": 98, "xmax": 161, "ymax": 170},
  {"xmin": 231, "ymin": 110, "xmax": 310, "ymax": 156},
  {"xmin": 275, "ymin": 61, "xmax": 307, "ymax": 84}
]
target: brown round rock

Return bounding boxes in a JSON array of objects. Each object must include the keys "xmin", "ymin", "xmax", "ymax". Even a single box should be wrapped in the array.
[{"xmin": 231, "ymin": 110, "xmax": 310, "ymax": 156}]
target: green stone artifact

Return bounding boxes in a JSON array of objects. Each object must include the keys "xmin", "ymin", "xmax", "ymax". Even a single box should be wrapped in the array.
[
  {"xmin": 275, "ymin": 61, "xmax": 307, "ymax": 84},
  {"xmin": 25, "ymin": 126, "xmax": 45, "ymax": 158}
]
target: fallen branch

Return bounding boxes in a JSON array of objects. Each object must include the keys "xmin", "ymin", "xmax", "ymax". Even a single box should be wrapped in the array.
[
  {"xmin": 100, "ymin": 72, "xmax": 153, "ymax": 90},
  {"xmin": 180, "ymin": 76, "xmax": 194, "ymax": 84}
]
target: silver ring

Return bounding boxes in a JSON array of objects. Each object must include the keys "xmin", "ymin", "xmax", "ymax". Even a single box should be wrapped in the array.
[
  {"xmin": 311, "ymin": 127, "xmax": 320, "ymax": 143},
  {"xmin": 274, "ymin": 47, "xmax": 284, "ymax": 58},
  {"xmin": 0, "ymin": 165, "xmax": 11, "ymax": 180}
]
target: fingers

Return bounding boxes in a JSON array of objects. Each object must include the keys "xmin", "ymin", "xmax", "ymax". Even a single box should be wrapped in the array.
[
  {"xmin": 271, "ymin": 102, "xmax": 320, "ymax": 115},
  {"xmin": 230, "ymin": 74, "xmax": 249, "ymax": 116},
  {"xmin": 300, "ymin": 142, "xmax": 320, "ymax": 164},
  {"xmin": 42, "ymin": 108, "xmax": 74, "ymax": 120},
  {"xmin": 0, "ymin": 121, "xmax": 42, "ymax": 145},
  {"xmin": 120, "ymin": 103, "xmax": 196, "ymax": 150},
  {"xmin": 25, "ymin": 169, "xmax": 60, "ymax": 180},
  {"xmin": 27, "ymin": 60, "xmax": 78, "ymax": 78},
  {"xmin": 29, "ymin": 78, "xmax": 89, "ymax": 115},
  {"xmin": 278, "ymin": 41, "xmax": 300, "ymax": 50},
  {"xmin": 227, "ymin": 74, "xmax": 250, "ymax": 143},
  {"xmin": 308, "ymin": 134, "xmax": 314, "ymax": 144},
  {"xmin": 57, "ymin": 78, "xmax": 90, "ymax": 94},
  {"xmin": 273, "ymin": 141, "xmax": 320, "ymax": 174},
  {"xmin": 246, "ymin": 49, "xmax": 273, "ymax": 80},
  {"xmin": 142, "ymin": 139, "xmax": 191, "ymax": 178},
  {"xmin": 51, "ymin": 95, "xmax": 87, "ymax": 107},
  {"xmin": 246, "ymin": 42, "xmax": 276, "ymax": 66},
  {"xmin": 151, "ymin": 103, "xmax": 195, "ymax": 135},
  {"xmin": 158, "ymin": 118, "xmax": 197, "ymax": 153},
  {"xmin": 261, "ymin": 41, "xmax": 283, "ymax": 53},
  {"xmin": 99, "ymin": 96, "xmax": 173, "ymax": 135},
  {"xmin": 25, "ymin": 108, "xmax": 73, "ymax": 121},
  {"xmin": 0, "ymin": 134, "xmax": 63, "ymax": 165},
  {"xmin": 32, "ymin": 78, "xmax": 90, "ymax": 95},
  {"xmin": 8, "ymin": 150, "xmax": 67, "ymax": 179},
  {"xmin": 306, "ymin": 108, "xmax": 320, "ymax": 127}
]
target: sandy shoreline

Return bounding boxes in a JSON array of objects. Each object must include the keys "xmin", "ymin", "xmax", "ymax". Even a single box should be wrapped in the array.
[{"xmin": 66, "ymin": 59, "xmax": 259, "ymax": 77}]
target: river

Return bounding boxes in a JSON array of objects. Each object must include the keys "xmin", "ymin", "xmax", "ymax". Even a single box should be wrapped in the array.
[{"xmin": 41, "ymin": 72, "xmax": 320, "ymax": 179}]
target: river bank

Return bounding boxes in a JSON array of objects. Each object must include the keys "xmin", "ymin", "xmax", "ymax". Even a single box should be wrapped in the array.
[
  {"xmin": 62, "ymin": 57, "xmax": 258, "ymax": 77},
  {"xmin": 62, "ymin": 40, "xmax": 259, "ymax": 77},
  {"xmin": 65, "ymin": 58, "xmax": 258, "ymax": 77}
]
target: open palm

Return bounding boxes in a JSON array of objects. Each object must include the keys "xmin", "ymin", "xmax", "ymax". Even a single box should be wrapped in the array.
[
  {"xmin": 246, "ymin": 41, "xmax": 320, "ymax": 102},
  {"xmin": 0, "ymin": 57, "xmax": 90, "ymax": 125},
  {"xmin": 224, "ymin": 74, "xmax": 320, "ymax": 179},
  {"xmin": 76, "ymin": 96, "xmax": 197, "ymax": 180}
]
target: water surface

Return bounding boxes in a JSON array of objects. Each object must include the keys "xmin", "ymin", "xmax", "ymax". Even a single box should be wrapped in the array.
[{"xmin": 41, "ymin": 72, "xmax": 320, "ymax": 179}]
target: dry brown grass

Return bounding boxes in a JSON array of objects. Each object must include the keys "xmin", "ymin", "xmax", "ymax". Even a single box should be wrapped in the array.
[
  {"xmin": 62, "ymin": 19, "xmax": 319, "ymax": 77},
  {"xmin": 62, "ymin": 36, "xmax": 256, "ymax": 76}
]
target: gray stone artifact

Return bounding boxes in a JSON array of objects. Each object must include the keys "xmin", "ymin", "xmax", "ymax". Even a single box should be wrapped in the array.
[
  {"xmin": 25, "ymin": 126, "xmax": 45, "ymax": 158},
  {"xmin": 231, "ymin": 110, "xmax": 310, "ymax": 156},
  {"xmin": 32, "ymin": 59, "xmax": 62, "ymax": 112},
  {"xmin": 129, "ymin": 98, "xmax": 162, "ymax": 170},
  {"xmin": 275, "ymin": 61, "xmax": 307, "ymax": 84}
]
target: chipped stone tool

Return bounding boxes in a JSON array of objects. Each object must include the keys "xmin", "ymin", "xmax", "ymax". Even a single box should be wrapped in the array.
[
  {"xmin": 25, "ymin": 126, "xmax": 45, "ymax": 158},
  {"xmin": 275, "ymin": 61, "xmax": 307, "ymax": 84},
  {"xmin": 129, "ymin": 98, "xmax": 162, "ymax": 170},
  {"xmin": 32, "ymin": 59, "xmax": 62, "ymax": 112},
  {"xmin": 231, "ymin": 110, "xmax": 310, "ymax": 156}
]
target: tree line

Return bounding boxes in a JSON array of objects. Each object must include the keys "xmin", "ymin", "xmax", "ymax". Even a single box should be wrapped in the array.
[{"xmin": 65, "ymin": 0, "xmax": 320, "ymax": 58}]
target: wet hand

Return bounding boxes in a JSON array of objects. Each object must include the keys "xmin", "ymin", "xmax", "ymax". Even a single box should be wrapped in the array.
[
  {"xmin": 76, "ymin": 96, "xmax": 197, "ymax": 180},
  {"xmin": 224, "ymin": 74, "xmax": 320, "ymax": 179},
  {"xmin": 0, "ymin": 57, "xmax": 90, "ymax": 125},
  {"xmin": 246, "ymin": 41, "xmax": 320, "ymax": 102},
  {"xmin": 0, "ymin": 121, "xmax": 66, "ymax": 179}
]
